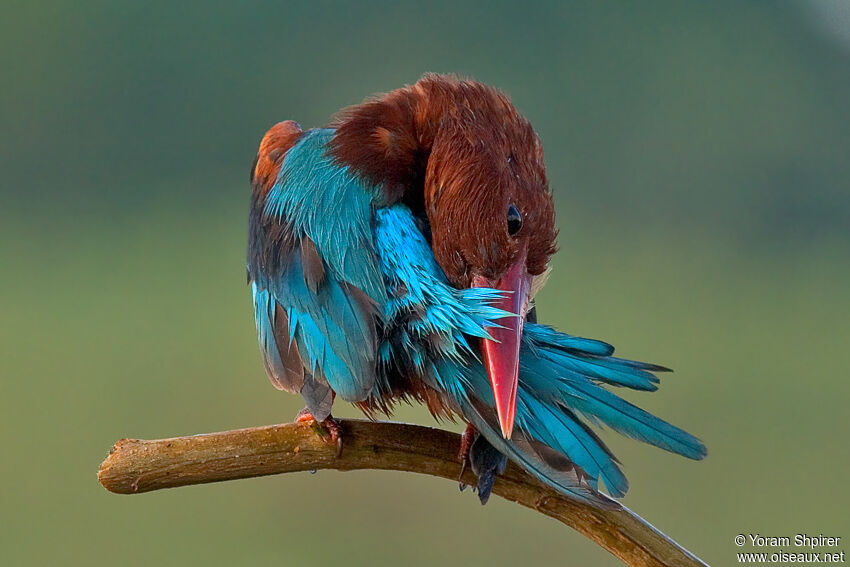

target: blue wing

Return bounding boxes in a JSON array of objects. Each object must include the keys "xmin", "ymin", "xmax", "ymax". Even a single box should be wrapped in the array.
[{"xmin": 248, "ymin": 129, "xmax": 386, "ymax": 418}]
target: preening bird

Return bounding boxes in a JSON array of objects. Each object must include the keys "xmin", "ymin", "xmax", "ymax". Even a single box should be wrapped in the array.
[{"xmin": 248, "ymin": 74, "xmax": 706, "ymax": 506}]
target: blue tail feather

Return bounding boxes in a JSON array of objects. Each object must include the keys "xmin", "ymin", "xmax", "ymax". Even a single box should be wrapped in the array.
[
  {"xmin": 435, "ymin": 322, "xmax": 705, "ymax": 502},
  {"xmin": 520, "ymin": 323, "xmax": 707, "ymax": 461},
  {"xmin": 518, "ymin": 395, "xmax": 629, "ymax": 497},
  {"xmin": 560, "ymin": 378, "xmax": 707, "ymax": 460},
  {"xmin": 526, "ymin": 325, "xmax": 662, "ymax": 390}
]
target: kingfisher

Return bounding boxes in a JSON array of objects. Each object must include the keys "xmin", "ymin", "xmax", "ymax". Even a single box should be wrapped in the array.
[{"xmin": 247, "ymin": 74, "xmax": 705, "ymax": 506}]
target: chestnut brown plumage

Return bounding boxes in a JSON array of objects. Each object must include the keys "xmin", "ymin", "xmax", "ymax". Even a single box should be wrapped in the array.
[{"xmin": 330, "ymin": 74, "xmax": 558, "ymax": 288}]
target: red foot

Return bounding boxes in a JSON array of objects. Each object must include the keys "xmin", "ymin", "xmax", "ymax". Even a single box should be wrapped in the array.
[
  {"xmin": 295, "ymin": 408, "xmax": 343, "ymax": 457},
  {"xmin": 458, "ymin": 423, "xmax": 477, "ymax": 490}
]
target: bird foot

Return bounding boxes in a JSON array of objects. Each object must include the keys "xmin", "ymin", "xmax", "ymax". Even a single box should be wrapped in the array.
[
  {"xmin": 458, "ymin": 423, "xmax": 477, "ymax": 491},
  {"xmin": 295, "ymin": 408, "xmax": 343, "ymax": 457},
  {"xmin": 456, "ymin": 425, "xmax": 508, "ymax": 504}
]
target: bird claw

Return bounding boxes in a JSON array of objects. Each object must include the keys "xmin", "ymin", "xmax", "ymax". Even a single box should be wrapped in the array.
[
  {"xmin": 295, "ymin": 408, "xmax": 343, "ymax": 458},
  {"xmin": 324, "ymin": 418, "xmax": 344, "ymax": 458},
  {"xmin": 457, "ymin": 423, "xmax": 476, "ymax": 486}
]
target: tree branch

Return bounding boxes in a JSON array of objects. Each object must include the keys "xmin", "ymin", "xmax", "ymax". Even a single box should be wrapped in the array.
[{"xmin": 98, "ymin": 419, "xmax": 706, "ymax": 567}]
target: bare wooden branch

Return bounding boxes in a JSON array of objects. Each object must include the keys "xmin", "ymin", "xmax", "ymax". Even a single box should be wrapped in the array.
[{"xmin": 98, "ymin": 419, "xmax": 706, "ymax": 567}]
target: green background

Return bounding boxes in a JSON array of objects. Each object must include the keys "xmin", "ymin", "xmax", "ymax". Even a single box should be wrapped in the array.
[{"xmin": 2, "ymin": 2, "xmax": 848, "ymax": 565}]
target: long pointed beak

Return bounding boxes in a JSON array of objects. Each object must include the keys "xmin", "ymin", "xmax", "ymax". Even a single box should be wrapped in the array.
[{"xmin": 471, "ymin": 251, "xmax": 531, "ymax": 439}]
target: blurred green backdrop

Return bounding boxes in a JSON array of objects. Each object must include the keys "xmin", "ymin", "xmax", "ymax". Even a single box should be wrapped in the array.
[{"xmin": 2, "ymin": 1, "xmax": 848, "ymax": 565}]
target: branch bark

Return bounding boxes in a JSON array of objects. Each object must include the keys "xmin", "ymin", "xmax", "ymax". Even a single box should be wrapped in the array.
[{"xmin": 98, "ymin": 419, "xmax": 707, "ymax": 567}]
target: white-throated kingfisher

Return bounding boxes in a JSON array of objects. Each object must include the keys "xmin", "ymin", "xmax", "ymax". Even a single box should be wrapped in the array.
[{"xmin": 247, "ymin": 74, "xmax": 706, "ymax": 505}]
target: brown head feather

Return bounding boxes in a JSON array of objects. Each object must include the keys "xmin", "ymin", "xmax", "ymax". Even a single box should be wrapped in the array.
[{"xmin": 330, "ymin": 74, "xmax": 557, "ymax": 287}]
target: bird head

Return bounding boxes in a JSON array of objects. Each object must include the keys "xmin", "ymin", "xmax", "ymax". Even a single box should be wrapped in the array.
[{"xmin": 332, "ymin": 74, "xmax": 558, "ymax": 439}]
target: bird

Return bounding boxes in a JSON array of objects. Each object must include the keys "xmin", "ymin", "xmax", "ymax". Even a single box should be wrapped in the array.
[{"xmin": 247, "ymin": 74, "xmax": 706, "ymax": 506}]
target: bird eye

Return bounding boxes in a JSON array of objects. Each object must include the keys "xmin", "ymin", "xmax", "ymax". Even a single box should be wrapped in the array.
[{"xmin": 507, "ymin": 204, "xmax": 522, "ymax": 235}]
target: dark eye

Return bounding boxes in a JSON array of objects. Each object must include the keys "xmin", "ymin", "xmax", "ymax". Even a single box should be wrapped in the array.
[{"xmin": 507, "ymin": 203, "xmax": 522, "ymax": 235}]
